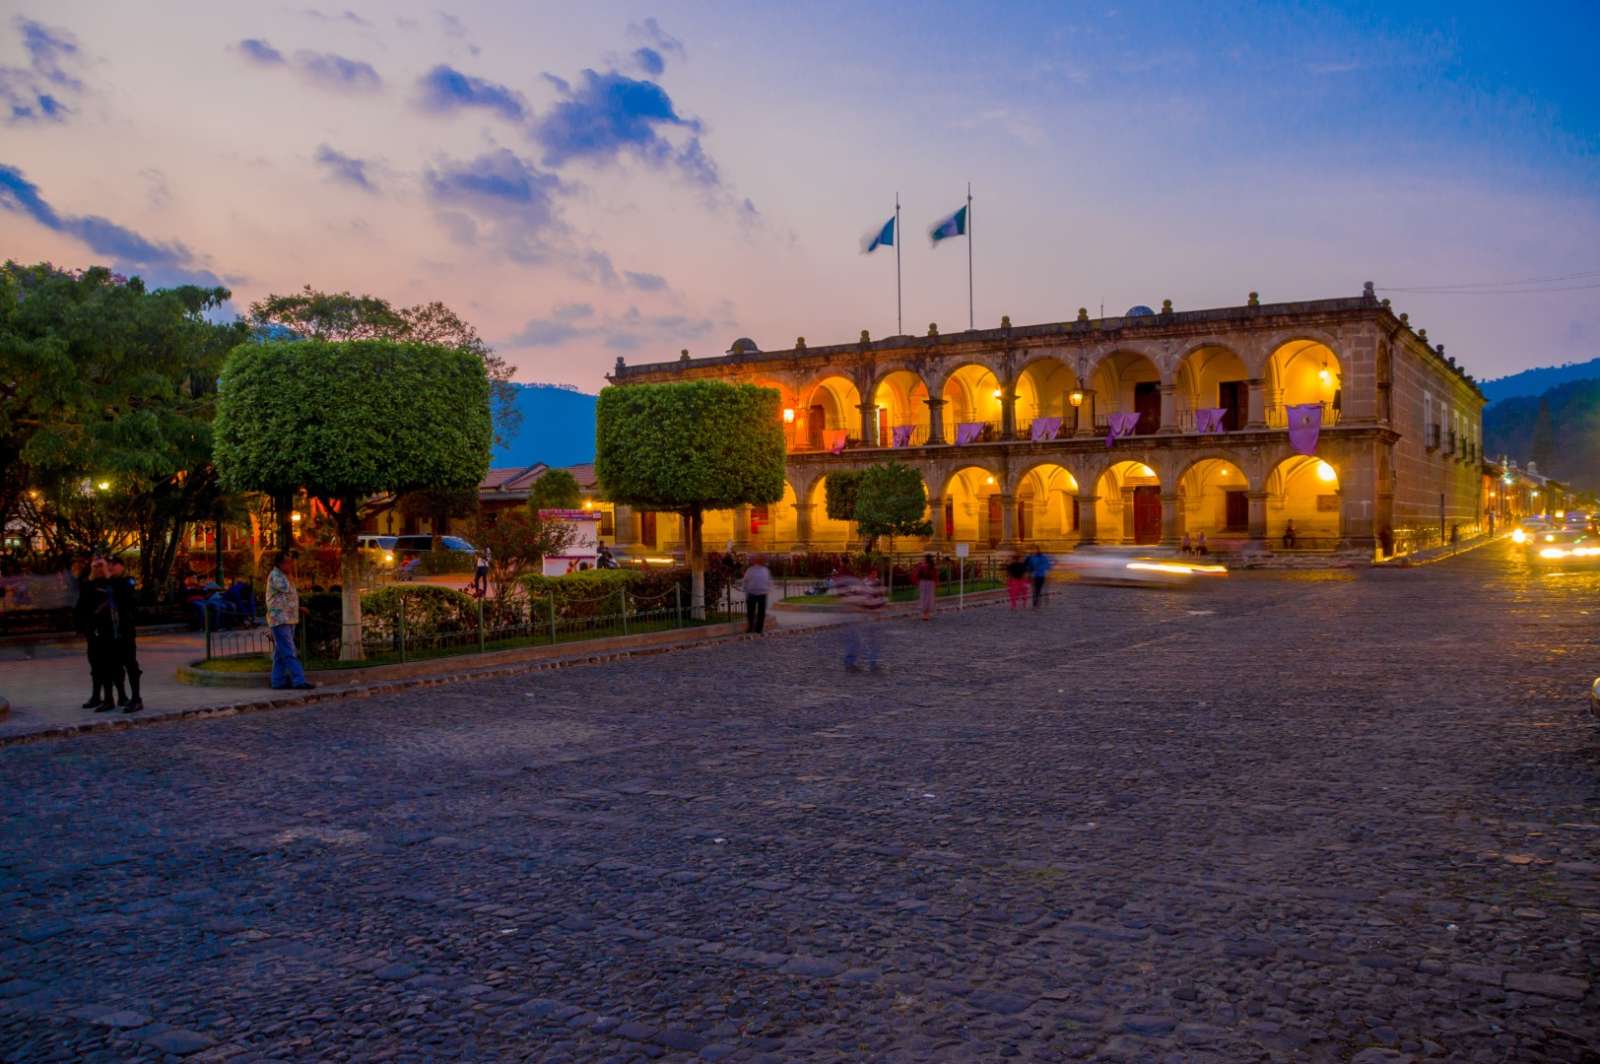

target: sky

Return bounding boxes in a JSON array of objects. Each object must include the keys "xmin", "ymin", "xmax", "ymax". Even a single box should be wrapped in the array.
[{"xmin": 2, "ymin": 1, "xmax": 1597, "ymax": 390}]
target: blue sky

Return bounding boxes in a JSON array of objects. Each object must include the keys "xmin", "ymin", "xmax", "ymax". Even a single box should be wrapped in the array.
[{"xmin": 1, "ymin": 1, "xmax": 1596, "ymax": 387}]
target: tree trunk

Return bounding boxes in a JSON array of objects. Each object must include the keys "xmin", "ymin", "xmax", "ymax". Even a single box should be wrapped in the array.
[
  {"xmin": 336, "ymin": 495, "xmax": 364, "ymax": 661},
  {"xmin": 274, "ymin": 490, "xmax": 294, "ymax": 550},
  {"xmin": 689, "ymin": 507, "xmax": 705, "ymax": 620}
]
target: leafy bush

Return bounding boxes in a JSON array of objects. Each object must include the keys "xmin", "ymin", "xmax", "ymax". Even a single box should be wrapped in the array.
[
  {"xmin": 361, "ymin": 584, "xmax": 479, "ymax": 640},
  {"xmin": 519, "ymin": 565, "xmax": 732, "ymax": 619}
]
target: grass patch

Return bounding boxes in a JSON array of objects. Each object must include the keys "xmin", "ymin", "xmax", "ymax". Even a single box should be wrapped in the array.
[{"xmin": 787, "ymin": 578, "xmax": 1005, "ymax": 606}]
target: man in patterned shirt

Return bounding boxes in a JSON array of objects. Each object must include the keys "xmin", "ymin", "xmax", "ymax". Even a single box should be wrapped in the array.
[{"xmin": 266, "ymin": 550, "xmax": 314, "ymax": 690}]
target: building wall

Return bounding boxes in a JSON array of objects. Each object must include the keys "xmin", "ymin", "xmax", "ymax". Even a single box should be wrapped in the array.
[{"xmin": 1386, "ymin": 329, "xmax": 1486, "ymax": 550}]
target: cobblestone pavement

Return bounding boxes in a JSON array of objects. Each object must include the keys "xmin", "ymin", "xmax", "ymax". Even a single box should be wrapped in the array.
[{"xmin": 2, "ymin": 542, "xmax": 1597, "ymax": 1062}]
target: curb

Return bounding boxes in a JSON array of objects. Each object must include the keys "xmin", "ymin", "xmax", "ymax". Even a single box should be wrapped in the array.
[
  {"xmin": 0, "ymin": 618, "xmax": 836, "ymax": 749},
  {"xmin": 1374, "ymin": 533, "xmax": 1502, "ymax": 569}
]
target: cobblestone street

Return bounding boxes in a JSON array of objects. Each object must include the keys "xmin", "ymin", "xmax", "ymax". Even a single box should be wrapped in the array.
[{"xmin": 3, "ymin": 542, "xmax": 1597, "ymax": 1062}]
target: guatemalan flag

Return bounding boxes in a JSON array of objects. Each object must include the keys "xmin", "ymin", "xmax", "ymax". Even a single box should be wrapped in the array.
[
  {"xmin": 929, "ymin": 204, "xmax": 968, "ymax": 245},
  {"xmin": 862, "ymin": 215, "xmax": 896, "ymax": 254}
]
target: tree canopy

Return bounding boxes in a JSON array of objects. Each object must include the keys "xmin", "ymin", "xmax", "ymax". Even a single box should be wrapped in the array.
[
  {"xmin": 853, "ymin": 461, "xmax": 932, "ymax": 550},
  {"xmin": 528, "ymin": 468, "xmax": 582, "ymax": 512},
  {"xmin": 824, "ymin": 470, "xmax": 863, "ymax": 523}
]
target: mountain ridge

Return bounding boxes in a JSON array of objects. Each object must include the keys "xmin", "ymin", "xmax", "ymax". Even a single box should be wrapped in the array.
[
  {"xmin": 492, "ymin": 383, "xmax": 598, "ymax": 469},
  {"xmin": 1479, "ymin": 356, "xmax": 1600, "ymax": 404}
]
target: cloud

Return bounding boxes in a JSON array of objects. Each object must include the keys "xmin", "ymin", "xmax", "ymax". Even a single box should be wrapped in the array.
[
  {"xmin": 0, "ymin": 163, "xmax": 225, "ymax": 286},
  {"xmin": 632, "ymin": 47, "xmax": 664, "ymax": 77},
  {"xmin": 416, "ymin": 64, "xmax": 525, "ymax": 121},
  {"xmin": 313, "ymin": 144, "xmax": 376, "ymax": 191},
  {"xmin": 532, "ymin": 68, "xmax": 720, "ymax": 187},
  {"xmin": 626, "ymin": 17, "xmax": 684, "ymax": 60},
  {"xmin": 424, "ymin": 148, "xmax": 567, "ymax": 261},
  {"xmin": 236, "ymin": 38, "xmax": 285, "ymax": 65},
  {"xmin": 302, "ymin": 9, "xmax": 374, "ymax": 28},
  {"xmin": 437, "ymin": 12, "xmax": 469, "ymax": 37},
  {"xmin": 502, "ymin": 301, "xmax": 713, "ymax": 353},
  {"xmin": 624, "ymin": 270, "xmax": 667, "ymax": 291},
  {"xmin": 295, "ymin": 51, "xmax": 382, "ymax": 91},
  {"xmin": 505, "ymin": 303, "xmax": 595, "ymax": 346},
  {"xmin": 2, "ymin": 18, "xmax": 85, "ymax": 124}
]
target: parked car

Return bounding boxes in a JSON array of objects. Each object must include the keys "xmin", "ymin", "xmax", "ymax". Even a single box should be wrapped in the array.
[
  {"xmin": 392, "ymin": 535, "xmax": 475, "ymax": 554},
  {"xmin": 357, "ymin": 534, "xmax": 398, "ymax": 551}
]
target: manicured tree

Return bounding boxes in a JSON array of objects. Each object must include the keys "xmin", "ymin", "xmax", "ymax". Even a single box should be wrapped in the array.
[
  {"xmin": 596, "ymin": 381, "xmax": 784, "ymax": 617},
  {"xmin": 854, "ymin": 461, "xmax": 933, "ymax": 554},
  {"xmin": 824, "ymin": 470, "xmax": 863, "ymax": 523},
  {"xmin": 527, "ymin": 468, "xmax": 582, "ymax": 513},
  {"xmin": 214, "ymin": 340, "xmax": 490, "ymax": 659}
]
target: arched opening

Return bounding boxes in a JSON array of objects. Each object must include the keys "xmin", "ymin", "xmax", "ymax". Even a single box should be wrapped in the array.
[
  {"xmin": 1095, "ymin": 460, "xmax": 1162, "ymax": 545},
  {"xmin": 808, "ymin": 475, "xmax": 855, "ymax": 548},
  {"xmin": 1015, "ymin": 463, "xmax": 1081, "ymax": 548},
  {"xmin": 747, "ymin": 481, "xmax": 799, "ymax": 552},
  {"xmin": 872, "ymin": 369, "xmax": 931, "ymax": 448},
  {"xmin": 798, "ymin": 375, "xmax": 862, "ymax": 452},
  {"xmin": 940, "ymin": 364, "xmax": 1003, "ymax": 444},
  {"xmin": 1175, "ymin": 345, "xmax": 1250, "ymax": 432},
  {"xmin": 1266, "ymin": 456, "xmax": 1340, "ymax": 548},
  {"xmin": 939, "ymin": 466, "xmax": 1003, "ymax": 548},
  {"xmin": 1089, "ymin": 351, "xmax": 1162, "ymax": 434},
  {"xmin": 1267, "ymin": 340, "xmax": 1342, "ymax": 427},
  {"xmin": 1015, "ymin": 357, "xmax": 1082, "ymax": 440},
  {"xmin": 1177, "ymin": 457, "xmax": 1249, "ymax": 546}
]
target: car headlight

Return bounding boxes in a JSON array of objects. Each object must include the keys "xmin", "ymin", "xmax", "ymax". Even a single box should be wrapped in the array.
[{"xmin": 1511, "ymin": 528, "xmax": 1526, "ymax": 544}]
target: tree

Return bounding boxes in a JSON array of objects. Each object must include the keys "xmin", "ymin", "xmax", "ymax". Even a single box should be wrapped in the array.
[
  {"xmin": 1529, "ymin": 397, "xmax": 1555, "ymax": 473},
  {"xmin": 853, "ymin": 461, "xmax": 932, "ymax": 553},
  {"xmin": 0, "ymin": 261, "xmax": 246, "ymax": 592},
  {"xmin": 823, "ymin": 470, "xmax": 863, "ymax": 523},
  {"xmin": 596, "ymin": 381, "xmax": 785, "ymax": 617},
  {"xmin": 214, "ymin": 340, "xmax": 491, "ymax": 659},
  {"xmin": 248, "ymin": 287, "xmax": 519, "ymax": 445},
  {"xmin": 527, "ymin": 468, "xmax": 582, "ymax": 513},
  {"xmin": 472, "ymin": 509, "xmax": 575, "ymax": 592}
]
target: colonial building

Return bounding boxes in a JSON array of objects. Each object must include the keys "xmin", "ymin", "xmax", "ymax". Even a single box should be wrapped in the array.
[{"xmin": 607, "ymin": 286, "xmax": 1486, "ymax": 557}]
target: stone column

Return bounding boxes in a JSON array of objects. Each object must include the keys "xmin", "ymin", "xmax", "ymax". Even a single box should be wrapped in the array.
[
  {"xmin": 1159, "ymin": 384, "xmax": 1179, "ymax": 434},
  {"xmin": 1160, "ymin": 492, "xmax": 1184, "ymax": 546},
  {"xmin": 1246, "ymin": 379, "xmax": 1267, "ymax": 429},
  {"xmin": 613, "ymin": 504, "xmax": 638, "ymax": 548},
  {"xmin": 997, "ymin": 493, "xmax": 1016, "ymax": 547},
  {"xmin": 792, "ymin": 502, "xmax": 814, "ymax": 551},
  {"xmin": 1121, "ymin": 489, "xmax": 1136, "ymax": 545},
  {"xmin": 733, "ymin": 504, "xmax": 751, "ymax": 549},
  {"xmin": 857, "ymin": 401, "xmax": 879, "ymax": 448},
  {"xmin": 1247, "ymin": 491, "xmax": 1268, "ymax": 547},
  {"xmin": 930, "ymin": 496, "xmax": 948, "ymax": 549},
  {"xmin": 924, "ymin": 398, "xmax": 948, "ymax": 444},
  {"xmin": 1000, "ymin": 385, "xmax": 1017, "ymax": 440},
  {"xmin": 1076, "ymin": 494, "xmax": 1099, "ymax": 545}
]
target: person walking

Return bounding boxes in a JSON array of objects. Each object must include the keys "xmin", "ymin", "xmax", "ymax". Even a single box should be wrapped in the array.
[
  {"xmin": 473, "ymin": 545, "xmax": 491, "ymax": 596},
  {"xmin": 266, "ymin": 550, "xmax": 315, "ymax": 691},
  {"xmin": 1026, "ymin": 546, "xmax": 1053, "ymax": 609},
  {"xmin": 1005, "ymin": 553, "xmax": 1028, "ymax": 609},
  {"xmin": 741, "ymin": 553, "xmax": 772, "ymax": 634},
  {"xmin": 107, "ymin": 556, "xmax": 143, "ymax": 713},
  {"xmin": 913, "ymin": 553, "xmax": 938, "ymax": 621},
  {"xmin": 833, "ymin": 568, "xmax": 887, "ymax": 672}
]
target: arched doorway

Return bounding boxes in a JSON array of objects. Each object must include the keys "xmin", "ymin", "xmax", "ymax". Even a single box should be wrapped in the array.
[
  {"xmin": 1095, "ymin": 460, "xmax": 1162, "ymax": 545},
  {"xmin": 940, "ymin": 364, "xmax": 1003, "ymax": 443},
  {"xmin": 1176, "ymin": 345, "xmax": 1250, "ymax": 432},
  {"xmin": 1267, "ymin": 340, "xmax": 1342, "ymax": 427},
  {"xmin": 872, "ymin": 369, "xmax": 931, "ymax": 448},
  {"xmin": 1090, "ymin": 351, "xmax": 1162, "ymax": 434},
  {"xmin": 1266, "ymin": 456, "xmax": 1340, "ymax": 547},
  {"xmin": 799, "ymin": 376, "xmax": 862, "ymax": 451},
  {"xmin": 808, "ymin": 475, "xmax": 855, "ymax": 548},
  {"xmin": 940, "ymin": 466, "xmax": 1003, "ymax": 547},
  {"xmin": 749, "ymin": 481, "xmax": 798, "ymax": 551},
  {"xmin": 1177, "ymin": 457, "xmax": 1249, "ymax": 545},
  {"xmin": 1015, "ymin": 463, "xmax": 1080, "ymax": 548},
  {"xmin": 1015, "ymin": 357, "xmax": 1081, "ymax": 439}
]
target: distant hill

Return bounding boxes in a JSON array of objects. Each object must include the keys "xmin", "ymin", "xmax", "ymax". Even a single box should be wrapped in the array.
[
  {"xmin": 1483, "ymin": 377, "xmax": 1600, "ymax": 493},
  {"xmin": 492, "ymin": 383, "xmax": 598, "ymax": 469},
  {"xmin": 1480, "ymin": 357, "xmax": 1600, "ymax": 404}
]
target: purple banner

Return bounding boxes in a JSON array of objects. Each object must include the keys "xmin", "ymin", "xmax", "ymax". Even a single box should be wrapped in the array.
[
  {"xmin": 955, "ymin": 422, "xmax": 984, "ymax": 445},
  {"xmin": 825, "ymin": 428, "xmax": 849, "ymax": 454},
  {"xmin": 891, "ymin": 424, "xmax": 914, "ymax": 448},
  {"xmin": 1030, "ymin": 416, "xmax": 1063, "ymax": 442},
  {"xmin": 1194, "ymin": 407, "xmax": 1226, "ymax": 434},
  {"xmin": 1286, "ymin": 403, "xmax": 1322, "ymax": 455},
  {"xmin": 1105, "ymin": 411, "xmax": 1140, "ymax": 447}
]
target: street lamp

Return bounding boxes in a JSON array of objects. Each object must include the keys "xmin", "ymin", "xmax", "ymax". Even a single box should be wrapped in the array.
[
  {"xmin": 782, "ymin": 408, "xmax": 795, "ymax": 424},
  {"xmin": 96, "ymin": 480, "xmax": 110, "ymax": 491},
  {"xmin": 1068, "ymin": 389, "xmax": 1084, "ymax": 407}
]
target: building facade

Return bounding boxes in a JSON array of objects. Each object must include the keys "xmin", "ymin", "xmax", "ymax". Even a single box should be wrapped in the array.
[{"xmin": 608, "ymin": 286, "xmax": 1485, "ymax": 557}]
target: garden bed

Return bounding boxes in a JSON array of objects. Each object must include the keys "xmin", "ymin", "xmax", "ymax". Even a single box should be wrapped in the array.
[{"xmin": 780, "ymin": 579, "xmax": 1006, "ymax": 607}]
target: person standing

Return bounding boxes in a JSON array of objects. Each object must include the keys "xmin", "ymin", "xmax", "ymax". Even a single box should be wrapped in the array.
[
  {"xmin": 473, "ymin": 545, "xmax": 491, "ymax": 596},
  {"xmin": 1026, "ymin": 546, "xmax": 1053, "ymax": 609},
  {"xmin": 266, "ymin": 550, "xmax": 315, "ymax": 691},
  {"xmin": 74, "ymin": 555, "xmax": 118, "ymax": 712},
  {"xmin": 107, "ymin": 556, "xmax": 143, "ymax": 713},
  {"xmin": 913, "ymin": 553, "xmax": 938, "ymax": 621},
  {"xmin": 741, "ymin": 553, "xmax": 772, "ymax": 634},
  {"xmin": 1005, "ymin": 553, "xmax": 1028, "ymax": 610}
]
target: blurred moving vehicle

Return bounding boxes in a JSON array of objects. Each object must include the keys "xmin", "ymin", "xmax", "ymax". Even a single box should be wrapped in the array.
[
  {"xmin": 392, "ymin": 534, "xmax": 475, "ymax": 554},
  {"xmin": 1059, "ymin": 554, "xmax": 1229, "ymax": 587},
  {"xmin": 1525, "ymin": 528, "xmax": 1600, "ymax": 566}
]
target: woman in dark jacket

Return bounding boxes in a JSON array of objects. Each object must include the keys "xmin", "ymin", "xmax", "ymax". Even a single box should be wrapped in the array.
[{"xmin": 74, "ymin": 555, "xmax": 120, "ymax": 712}]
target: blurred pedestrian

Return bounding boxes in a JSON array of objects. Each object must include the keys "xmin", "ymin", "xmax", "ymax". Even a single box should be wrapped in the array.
[
  {"xmin": 107, "ymin": 556, "xmax": 143, "ymax": 713},
  {"xmin": 913, "ymin": 553, "xmax": 938, "ymax": 621},
  {"xmin": 1026, "ymin": 546, "xmax": 1053, "ymax": 608},
  {"xmin": 1195, "ymin": 532, "xmax": 1209, "ymax": 556},
  {"xmin": 741, "ymin": 553, "xmax": 772, "ymax": 634},
  {"xmin": 1180, "ymin": 532, "xmax": 1193, "ymax": 555},
  {"xmin": 266, "ymin": 550, "xmax": 315, "ymax": 691},
  {"xmin": 1005, "ymin": 553, "xmax": 1028, "ymax": 609},
  {"xmin": 833, "ymin": 568, "xmax": 887, "ymax": 672},
  {"xmin": 1281, "ymin": 521, "xmax": 1296, "ymax": 549}
]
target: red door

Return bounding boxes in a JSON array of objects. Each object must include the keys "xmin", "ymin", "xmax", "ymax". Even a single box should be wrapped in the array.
[
  {"xmin": 1134, "ymin": 382, "xmax": 1161, "ymax": 434},
  {"xmin": 639, "ymin": 511, "xmax": 657, "ymax": 548},
  {"xmin": 1133, "ymin": 486, "xmax": 1161, "ymax": 545},
  {"xmin": 987, "ymin": 495, "xmax": 1003, "ymax": 547},
  {"xmin": 807, "ymin": 405, "xmax": 825, "ymax": 450},
  {"xmin": 877, "ymin": 407, "xmax": 889, "ymax": 445},
  {"xmin": 1224, "ymin": 490, "xmax": 1248, "ymax": 532}
]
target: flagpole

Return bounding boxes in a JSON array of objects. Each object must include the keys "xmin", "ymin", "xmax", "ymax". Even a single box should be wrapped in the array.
[
  {"xmin": 895, "ymin": 193, "xmax": 903, "ymax": 336},
  {"xmin": 966, "ymin": 182, "xmax": 974, "ymax": 330}
]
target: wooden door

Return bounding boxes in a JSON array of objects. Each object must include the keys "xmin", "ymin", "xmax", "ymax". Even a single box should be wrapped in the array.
[
  {"xmin": 1134, "ymin": 382, "xmax": 1161, "ymax": 434},
  {"xmin": 944, "ymin": 497, "xmax": 955, "ymax": 540},
  {"xmin": 1015, "ymin": 497, "xmax": 1030, "ymax": 542},
  {"xmin": 1133, "ymin": 486, "xmax": 1161, "ymax": 545},
  {"xmin": 1218, "ymin": 380, "xmax": 1246, "ymax": 431},
  {"xmin": 807, "ymin": 405, "xmax": 825, "ymax": 450},
  {"xmin": 987, "ymin": 495, "xmax": 1003, "ymax": 547},
  {"xmin": 639, "ymin": 511, "xmax": 657, "ymax": 548},
  {"xmin": 1224, "ymin": 490, "xmax": 1248, "ymax": 532},
  {"xmin": 876, "ymin": 407, "xmax": 889, "ymax": 445}
]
